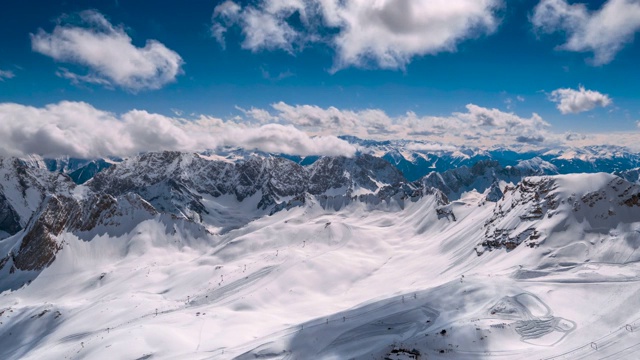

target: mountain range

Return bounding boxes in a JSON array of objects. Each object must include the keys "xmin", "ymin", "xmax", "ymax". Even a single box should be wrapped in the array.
[{"xmin": 2, "ymin": 142, "xmax": 640, "ymax": 359}]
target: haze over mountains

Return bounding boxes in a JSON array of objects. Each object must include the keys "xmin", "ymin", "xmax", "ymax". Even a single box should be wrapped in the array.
[{"xmin": 2, "ymin": 139, "xmax": 640, "ymax": 359}]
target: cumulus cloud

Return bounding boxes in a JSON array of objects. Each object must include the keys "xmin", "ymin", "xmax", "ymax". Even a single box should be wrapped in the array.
[
  {"xmin": 323, "ymin": 0, "xmax": 503, "ymax": 70},
  {"xmin": 0, "ymin": 69, "xmax": 15, "ymax": 81},
  {"xmin": 211, "ymin": 1, "xmax": 242, "ymax": 47},
  {"xmin": 0, "ymin": 101, "xmax": 356, "ymax": 158},
  {"xmin": 450, "ymin": 104, "xmax": 550, "ymax": 144},
  {"xmin": 31, "ymin": 10, "xmax": 183, "ymax": 91},
  {"xmin": 249, "ymin": 102, "xmax": 640, "ymax": 150},
  {"xmin": 549, "ymin": 86, "xmax": 612, "ymax": 114},
  {"xmin": 242, "ymin": 102, "xmax": 550, "ymax": 148},
  {"xmin": 212, "ymin": 0, "xmax": 503, "ymax": 70},
  {"xmin": 219, "ymin": 124, "xmax": 356, "ymax": 155},
  {"xmin": 235, "ymin": 106, "xmax": 278, "ymax": 123},
  {"xmin": 212, "ymin": 0, "xmax": 305, "ymax": 53},
  {"xmin": 5, "ymin": 100, "xmax": 637, "ymax": 157},
  {"xmin": 271, "ymin": 102, "xmax": 389, "ymax": 134},
  {"xmin": 532, "ymin": 0, "xmax": 640, "ymax": 65}
]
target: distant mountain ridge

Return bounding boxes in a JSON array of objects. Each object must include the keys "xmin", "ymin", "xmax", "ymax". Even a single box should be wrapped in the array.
[{"xmin": 31, "ymin": 138, "xmax": 640, "ymax": 186}]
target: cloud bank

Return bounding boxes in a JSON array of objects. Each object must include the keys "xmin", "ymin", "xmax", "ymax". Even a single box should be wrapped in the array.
[
  {"xmin": 260, "ymin": 102, "xmax": 551, "ymax": 147},
  {"xmin": 532, "ymin": 0, "xmax": 640, "ymax": 65},
  {"xmin": 0, "ymin": 101, "xmax": 356, "ymax": 158},
  {"xmin": 549, "ymin": 86, "xmax": 612, "ymax": 114},
  {"xmin": 212, "ymin": 0, "xmax": 503, "ymax": 70},
  {"xmin": 1, "ymin": 100, "xmax": 638, "ymax": 158},
  {"xmin": 257, "ymin": 102, "xmax": 639, "ymax": 150},
  {"xmin": 31, "ymin": 10, "xmax": 184, "ymax": 91},
  {"xmin": 240, "ymin": 102, "xmax": 639, "ymax": 150}
]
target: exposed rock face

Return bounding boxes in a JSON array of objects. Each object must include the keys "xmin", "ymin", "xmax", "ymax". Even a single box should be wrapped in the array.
[
  {"xmin": 0, "ymin": 192, "xmax": 22, "ymax": 236},
  {"xmin": 68, "ymin": 192, "xmax": 157, "ymax": 233},
  {"xmin": 308, "ymin": 154, "xmax": 405, "ymax": 195},
  {"xmin": 71, "ymin": 193, "xmax": 118, "ymax": 232},
  {"xmin": 89, "ymin": 152, "xmax": 410, "ymax": 216},
  {"xmin": 5, "ymin": 149, "xmax": 640, "ymax": 291},
  {"xmin": 13, "ymin": 195, "xmax": 77, "ymax": 271},
  {"xmin": 478, "ymin": 177, "xmax": 561, "ymax": 254},
  {"xmin": 137, "ymin": 179, "xmax": 205, "ymax": 221},
  {"xmin": 0, "ymin": 158, "xmax": 77, "ymax": 239},
  {"xmin": 420, "ymin": 160, "xmax": 540, "ymax": 201},
  {"xmin": 477, "ymin": 174, "xmax": 640, "ymax": 255},
  {"xmin": 1, "ymin": 151, "xmax": 419, "ymax": 274},
  {"xmin": 0, "ymin": 152, "xmax": 410, "ymax": 274},
  {"xmin": 17, "ymin": 151, "xmax": 640, "ymax": 276},
  {"xmin": 236, "ymin": 157, "xmax": 307, "ymax": 199},
  {"xmin": 484, "ymin": 181, "xmax": 504, "ymax": 203},
  {"xmin": 4, "ymin": 191, "xmax": 159, "ymax": 272}
]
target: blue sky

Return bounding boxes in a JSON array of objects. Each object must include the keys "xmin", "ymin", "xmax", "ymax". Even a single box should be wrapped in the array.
[{"xmin": 0, "ymin": 0, "xmax": 639, "ymax": 157}]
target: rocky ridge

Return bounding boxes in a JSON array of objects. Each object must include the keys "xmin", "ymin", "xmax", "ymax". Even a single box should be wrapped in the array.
[
  {"xmin": 3, "ymin": 150, "xmax": 640, "ymax": 284},
  {"xmin": 476, "ymin": 173, "xmax": 640, "ymax": 256},
  {"xmin": 0, "ymin": 152, "xmax": 445, "ymax": 277}
]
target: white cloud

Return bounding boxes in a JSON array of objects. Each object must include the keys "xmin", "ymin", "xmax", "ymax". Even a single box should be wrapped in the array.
[
  {"xmin": 532, "ymin": 0, "xmax": 640, "ymax": 65},
  {"xmin": 0, "ymin": 101, "xmax": 356, "ymax": 158},
  {"xmin": 211, "ymin": 1, "xmax": 242, "ymax": 47},
  {"xmin": 549, "ymin": 86, "xmax": 612, "ymax": 114},
  {"xmin": 323, "ymin": 0, "xmax": 503, "ymax": 70},
  {"xmin": 445, "ymin": 104, "xmax": 550, "ymax": 144},
  {"xmin": 31, "ymin": 10, "xmax": 184, "ymax": 91},
  {"xmin": 0, "ymin": 69, "xmax": 15, "ymax": 81},
  {"xmin": 240, "ymin": 6, "xmax": 299, "ymax": 52},
  {"xmin": 246, "ymin": 102, "xmax": 640, "ymax": 150},
  {"xmin": 212, "ymin": 0, "xmax": 503, "ymax": 70},
  {"xmin": 212, "ymin": 0, "xmax": 306, "ymax": 53},
  {"xmin": 242, "ymin": 102, "xmax": 551, "ymax": 148},
  {"xmin": 235, "ymin": 106, "xmax": 278, "ymax": 123},
  {"xmin": 4, "ymin": 100, "xmax": 637, "ymax": 157},
  {"xmin": 272, "ymin": 102, "xmax": 370, "ymax": 132},
  {"xmin": 0, "ymin": 100, "xmax": 550, "ymax": 158},
  {"xmin": 219, "ymin": 124, "xmax": 356, "ymax": 156}
]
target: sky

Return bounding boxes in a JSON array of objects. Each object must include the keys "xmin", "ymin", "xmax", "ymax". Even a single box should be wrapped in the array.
[{"xmin": 0, "ymin": 0, "xmax": 639, "ymax": 157}]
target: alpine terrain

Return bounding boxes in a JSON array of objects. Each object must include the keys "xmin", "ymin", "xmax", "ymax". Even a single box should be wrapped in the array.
[{"xmin": 2, "ymin": 147, "xmax": 640, "ymax": 360}]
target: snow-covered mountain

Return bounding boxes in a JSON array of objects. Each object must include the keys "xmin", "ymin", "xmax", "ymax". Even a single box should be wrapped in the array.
[
  {"xmin": 32, "ymin": 140, "xmax": 640, "ymax": 188},
  {"xmin": 0, "ymin": 157, "xmax": 76, "ymax": 239},
  {"xmin": 23, "ymin": 155, "xmax": 117, "ymax": 185},
  {"xmin": 343, "ymin": 137, "xmax": 640, "ymax": 181},
  {"xmin": 2, "ymin": 150, "xmax": 640, "ymax": 359}
]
